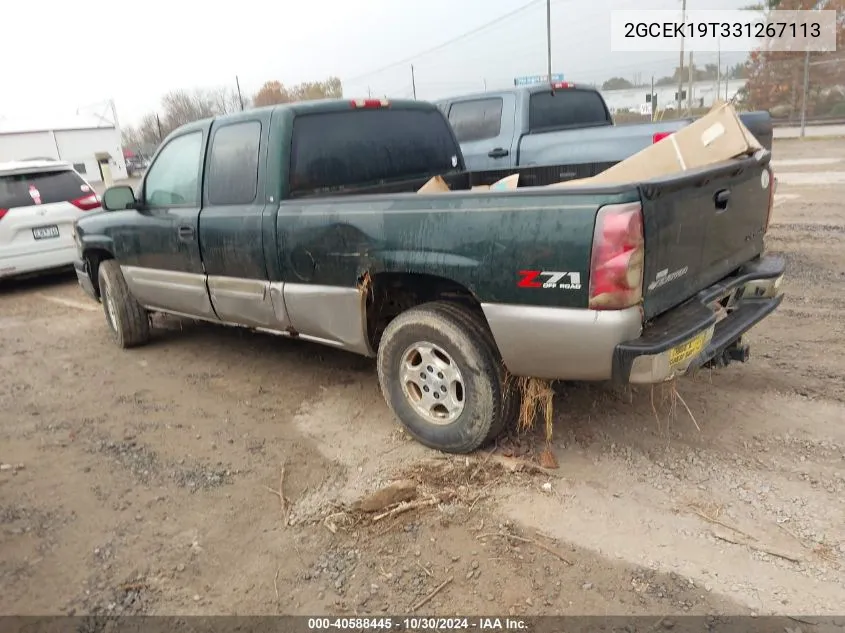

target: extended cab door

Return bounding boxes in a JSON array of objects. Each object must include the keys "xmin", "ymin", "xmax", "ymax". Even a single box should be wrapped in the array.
[
  {"xmin": 113, "ymin": 126, "xmax": 213, "ymax": 318},
  {"xmin": 445, "ymin": 94, "xmax": 517, "ymax": 171},
  {"xmin": 198, "ymin": 112, "xmax": 289, "ymax": 329}
]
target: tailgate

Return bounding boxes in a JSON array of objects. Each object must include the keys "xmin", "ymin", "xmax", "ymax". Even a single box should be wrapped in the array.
[{"xmin": 639, "ymin": 151, "xmax": 773, "ymax": 320}]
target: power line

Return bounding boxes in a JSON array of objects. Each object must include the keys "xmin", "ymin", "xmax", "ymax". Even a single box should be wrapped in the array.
[{"xmin": 344, "ymin": 0, "xmax": 544, "ymax": 84}]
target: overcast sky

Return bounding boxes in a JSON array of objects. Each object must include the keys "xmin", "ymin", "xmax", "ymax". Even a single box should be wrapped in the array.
[{"xmin": 3, "ymin": 0, "xmax": 751, "ymax": 127}]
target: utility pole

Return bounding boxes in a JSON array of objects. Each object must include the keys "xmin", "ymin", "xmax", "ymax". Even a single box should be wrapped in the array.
[
  {"xmin": 546, "ymin": 0, "xmax": 553, "ymax": 89},
  {"xmin": 676, "ymin": 0, "xmax": 687, "ymax": 115},
  {"xmin": 687, "ymin": 51, "xmax": 694, "ymax": 114},
  {"xmin": 651, "ymin": 75, "xmax": 655, "ymax": 122},
  {"xmin": 716, "ymin": 38, "xmax": 721, "ymax": 105},
  {"xmin": 410, "ymin": 64, "xmax": 417, "ymax": 99},
  {"xmin": 235, "ymin": 76, "xmax": 244, "ymax": 111},
  {"xmin": 800, "ymin": 49, "xmax": 810, "ymax": 138},
  {"xmin": 799, "ymin": 0, "xmax": 827, "ymax": 135}
]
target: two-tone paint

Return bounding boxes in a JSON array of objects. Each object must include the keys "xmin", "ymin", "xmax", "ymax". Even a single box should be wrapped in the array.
[{"xmin": 73, "ymin": 98, "xmax": 784, "ymax": 384}]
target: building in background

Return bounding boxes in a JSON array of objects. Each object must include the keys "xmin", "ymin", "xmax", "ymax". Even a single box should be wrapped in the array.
[
  {"xmin": 0, "ymin": 114, "xmax": 127, "ymax": 183},
  {"xmin": 601, "ymin": 79, "xmax": 747, "ymax": 115}
]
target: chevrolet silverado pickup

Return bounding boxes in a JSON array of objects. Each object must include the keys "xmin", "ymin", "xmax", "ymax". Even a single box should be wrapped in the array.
[
  {"xmin": 72, "ymin": 97, "xmax": 785, "ymax": 454},
  {"xmin": 435, "ymin": 83, "xmax": 773, "ymax": 186}
]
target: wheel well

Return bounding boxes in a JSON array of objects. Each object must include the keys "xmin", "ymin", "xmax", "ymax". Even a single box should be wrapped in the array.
[
  {"xmin": 364, "ymin": 272, "xmax": 490, "ymax": 351},
  {"xmin": 83, "ymin": 248, "xmax": 114, "ymax": 298}
]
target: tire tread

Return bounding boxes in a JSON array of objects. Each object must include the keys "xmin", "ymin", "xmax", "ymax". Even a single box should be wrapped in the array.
[
  {"xmin": 377, "ymin": 300, "xmax": 509, "ymax": 454},
  {"xmin": 97, "ymin": 259, "xmax": 150, "ymax": 349}
]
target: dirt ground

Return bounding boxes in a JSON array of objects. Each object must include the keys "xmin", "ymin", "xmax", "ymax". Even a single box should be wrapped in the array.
[{"xmin": 2, "ymin": 139, "xmax": 844, "ymax": 618}]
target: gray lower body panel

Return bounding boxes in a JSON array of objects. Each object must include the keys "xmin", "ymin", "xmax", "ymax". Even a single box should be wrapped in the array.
[
  {"xmin": 207, "ymin": 275, "xmax": 290, "ymax": 330},
  {"xmin": 284, "ymin": 284, "xmax": 372, "ymax": 356},
  {"xmin": 481, "ymin": 303, "xmax": 643, "ymax": 381},
  {"xmin": 120, "ymin": 266, "xmax": 371, "ymax": 356},
  {"xmin": 121, "ymin": 266, "xmax": 216, "ymax": 320}
]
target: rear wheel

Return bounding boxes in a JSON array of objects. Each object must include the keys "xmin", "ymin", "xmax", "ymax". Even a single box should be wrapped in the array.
[
  {"xmin": 97, "ymin": 259, "xmax": 150, "ymax": 349},
  {"xmin": 376, "ymin": 301, "xmax": 511, "ymax": 454},
  {"xmin": 431, "ymin": 301, "xmax": 520, "ymax": 444}
]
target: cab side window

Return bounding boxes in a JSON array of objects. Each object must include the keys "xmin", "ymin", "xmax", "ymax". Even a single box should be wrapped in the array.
[
  {"xmin": 448, "ymin": 98, "xmax": 503, "ymax": 143},
  {"xmin": 144, "ymin": 132, "xmax": 203, "ymax": 207},
  {"xmin": 206, "ymin": 121, "xmax": 261, "ymax": 205}
]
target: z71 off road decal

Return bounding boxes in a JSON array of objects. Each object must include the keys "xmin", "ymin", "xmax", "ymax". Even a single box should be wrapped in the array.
[{"xmin": 518, "ymin": 270, "xmax": 583, "ymax": 290}]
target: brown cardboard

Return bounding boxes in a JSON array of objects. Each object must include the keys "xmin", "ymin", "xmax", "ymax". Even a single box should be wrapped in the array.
[
  {"xmin": 417, "ymin": 175, "xmax": 451, "ymax": 193},
  {"xmin": 712, "ymin": 100, "xmax": 764, "ymax": 153},
  {"xmin": 418, "ymin": 173, "xmax": 518, "ymax": 194},
  {"xmin": 548, "ymin": 103, "xmax": 763, "ymax": 188}
]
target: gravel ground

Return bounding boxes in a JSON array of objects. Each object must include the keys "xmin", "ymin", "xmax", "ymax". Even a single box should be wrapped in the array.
[{"xmin": 1, "ymin": 139, "xmax": 843, "ymax": 617}]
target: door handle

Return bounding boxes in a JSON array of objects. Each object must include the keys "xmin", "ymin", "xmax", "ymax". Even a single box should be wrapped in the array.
[
  {"xmin": 178, "ymin": 225, "xmax": 195, "ymax": 240},
  {"xmin": 714, "ymin": 189, "xmax": 731, "ymax": 210},
  {"xmin": 488, "ymin": 148, "xmax": 509, "ymax": 158}
]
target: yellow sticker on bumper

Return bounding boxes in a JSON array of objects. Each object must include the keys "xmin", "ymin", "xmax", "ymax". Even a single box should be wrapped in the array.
[{"xmin": 668, "ymin": 331, "xmax": 708, "ymax": 367}]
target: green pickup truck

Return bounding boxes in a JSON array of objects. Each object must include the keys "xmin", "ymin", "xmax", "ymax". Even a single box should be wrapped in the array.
[{"xmin": 72, "ymin": 98, "xmax": 785, "ymax": 454}]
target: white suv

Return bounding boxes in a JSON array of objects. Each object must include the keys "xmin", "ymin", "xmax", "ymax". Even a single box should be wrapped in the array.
[{"xmin": 0, "ymin": 160, "xmax": 101, "ymax": 279}]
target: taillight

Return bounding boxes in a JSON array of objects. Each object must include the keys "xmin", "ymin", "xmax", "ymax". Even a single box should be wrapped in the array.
[
  {"xmin": 71, "ymin": 193, "xmax": 101, "ymax": 211},
  {"xmin": 350, "ymin": 98, "xmax": 389, "ymax": 109},
  {"xmin": 0, "ymin": 209, "xmax": 7, "ymax": 221},
  {"xmin": 588, "ymin": 202, "xmax": 645, "ymax": 310},
  {"xmin": 653, "ymin": 132, "xmax": 673, "ymax": 143},
  {"xmin": 551, "ymin": 82, "xmax": 574, "ymax": 89},
  {"xmin": 764, "ymin": 168, "xmax": 775, "ymax": 231}
]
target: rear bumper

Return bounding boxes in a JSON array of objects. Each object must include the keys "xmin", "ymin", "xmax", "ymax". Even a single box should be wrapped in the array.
[
  {"xmin": 74, "ymin": 258, "xmax": 98, "ymax": 301},
  {"xmin": 612, "ymin": 255, "xmax": 785, "ymax": 384},
  {"xmin": 481, "ymin": 255, "xmax": 785, "ymax": 383},
  {"xmin": 0, "ymin": 245, "xmax": 78, "ymax": 279}
]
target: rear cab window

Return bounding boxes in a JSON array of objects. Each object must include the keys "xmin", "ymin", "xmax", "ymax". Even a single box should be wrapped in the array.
[
  {"xmin": 0, "ymin": 168, "xmax": 91, "ymax": 210},
  {"xmin": 528, "ymin": 89, "xmax": 611, "ymax": 132},
  {"xmin": 288, "ymin": 108, "xmax": 460, "ymax": 197}
]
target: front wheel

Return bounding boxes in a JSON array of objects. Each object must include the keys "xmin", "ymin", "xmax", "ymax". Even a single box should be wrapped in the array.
[
  {"xmin": 376, "ymin": 302, "xmax": 507, "ymax": 454},
  {"xmin": 97, "ymin": 259, "xmax": 150, "ymax": 349}
]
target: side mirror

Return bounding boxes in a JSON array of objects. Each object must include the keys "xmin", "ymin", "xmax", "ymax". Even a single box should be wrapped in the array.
[{"xmin": 102, "ymin": 185, "xmax": 137, "ymax": 211}]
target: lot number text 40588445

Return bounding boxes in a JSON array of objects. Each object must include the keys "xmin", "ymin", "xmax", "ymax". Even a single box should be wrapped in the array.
[{"xmin": 306, "ymin": 617, "xmax": 529, "ymax": 630}]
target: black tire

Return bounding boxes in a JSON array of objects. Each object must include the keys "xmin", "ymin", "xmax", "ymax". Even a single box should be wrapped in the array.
[
  {"xmin": 432, "ymin": 302, "xmax": 520, "ymax": 444},
  {"xmin": 376, "ymin": 301, "xmax": 508, "ymax": 454},
  {"xmin": 97, "ymin": 259, "xmax": 150, "ymax": 349}
]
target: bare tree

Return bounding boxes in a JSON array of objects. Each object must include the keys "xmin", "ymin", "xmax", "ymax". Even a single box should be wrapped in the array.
[
  {"xmin": 253, "ymin": 81, "xmax": 291, "ymax": 107},
  {"xmin": 209, "ymin": 86, "xmax": 246, "ymax": 114},
  {"xmin": 121, "ymin": 127, "xmax": 144, "ymax": 149},
  {"xmin": 126, "ymin": 76, "xmax": 343, "ymax": 152},
  {"xmin": 252, "ymin": 76, "xmax": 343, "ymax": 106},
  {"xmin": 743, "ymin": 0, "xmax": 845, "ymax": 115}
]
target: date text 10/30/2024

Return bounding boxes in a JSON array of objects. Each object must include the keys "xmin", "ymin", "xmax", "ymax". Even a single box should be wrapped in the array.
[{"xmin": 307, "ymin": 617, "xmax": 529, "ymax": 630}]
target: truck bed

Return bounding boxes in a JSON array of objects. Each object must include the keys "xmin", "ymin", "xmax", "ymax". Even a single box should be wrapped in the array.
[{"xmin": 282, "ymin": 149, "xmax": 773, "ymax": 325}]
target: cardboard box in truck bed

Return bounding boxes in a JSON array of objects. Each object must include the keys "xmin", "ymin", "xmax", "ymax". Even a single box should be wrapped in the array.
[
  {"xmin": 417, "ymin": 173, "xmax": 519, "ymax": 194},
  {"xmin": 548, "ymin": 102, "xmax": 764, "ymax": 188}
]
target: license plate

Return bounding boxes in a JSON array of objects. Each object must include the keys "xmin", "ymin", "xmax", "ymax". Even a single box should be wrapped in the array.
[
  {"xmin": 32, "ymin": 225, "xmax": 60, "ymax": 240},
  {"xmin": 668, "ymin": 331, "xmax": 708, "ymax": 367}
]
